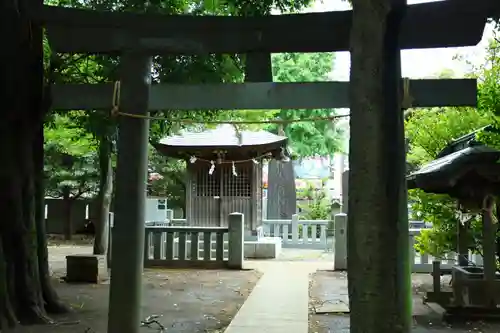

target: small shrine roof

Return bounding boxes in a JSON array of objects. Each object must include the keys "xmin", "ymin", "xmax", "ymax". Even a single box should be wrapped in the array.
[
  {"xmin": 154, "ymin": 124, "xmax": 288, "ymax": 160},
  {"xmin": 158, "ymin": 124, "xmax": 286, "ymax": 148},
  {"xmin": 407, "ymin": 146, "xmax": 500, "ymax": 195}
]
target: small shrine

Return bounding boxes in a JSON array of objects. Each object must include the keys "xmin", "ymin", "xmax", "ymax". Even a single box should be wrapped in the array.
[
  {"xmin": 407, "ymin": 125, "xmax": 500, "ymax": 317},
  {"xmin": 154, "ymin": 125, "xmax": 289, "ymax": 232}
]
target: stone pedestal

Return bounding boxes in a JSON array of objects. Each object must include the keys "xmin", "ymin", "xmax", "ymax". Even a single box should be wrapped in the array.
[
  {"xmin": 66, "ymin": 254, "xmax": 108, "ymax": 283},
  {"xmin": 244, "ymin": 237, "xmax": 282, "ymax": 259},
  {"xmin": 452, "ymin": 266, "xmax": 500, "ymax": 307}
]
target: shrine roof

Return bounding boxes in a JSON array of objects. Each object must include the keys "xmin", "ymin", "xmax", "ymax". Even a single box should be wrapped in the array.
[
  {"xmin": 407, "ymin": 143, "xmax": 500, "ymax": 197},
  {"xmin": 154, "ymin": 124, "xmax": 288, "ymax": 159},
  {"xmin": 158, "ymin": 125, "xmax": 287, "ymax": 148}
]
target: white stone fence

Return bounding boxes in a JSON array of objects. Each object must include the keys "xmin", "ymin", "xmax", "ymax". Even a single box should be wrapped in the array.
[
  {"xmin": 261, "ymin": 214, "xmax": 330, "ymax": 250},
  {"xmin": 333, "ymin": 213, "xmax": 484, "ymax": 273},
  {"xmin": 143, "ymin": 212, "xmax": 244, "ymax": 269}
]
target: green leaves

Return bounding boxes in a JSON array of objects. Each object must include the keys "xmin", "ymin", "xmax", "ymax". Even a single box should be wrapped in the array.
[
  {"xmin": 405, "ymin": 107, "xmax": 490, "ymax": 165},
  {"xmin": 297, "ymin": 181, "xmax": 332, "ymax": 220},
  {"xmin": 44, "ymin": 112, "xmax": 100, "ymax": 198},
  {"xmin": 147, "ymin": 147, "xmax": 187, "ymax": 208},
  {"xmin": 268, "ymin": 52, "xmax": 343, "ymax": 157},
  {"xmin": 44, "ymin": 112, "xmax": 98, "ymax": 157}
]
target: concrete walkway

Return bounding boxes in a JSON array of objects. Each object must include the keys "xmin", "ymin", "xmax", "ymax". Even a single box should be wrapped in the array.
[{"xmin": 224, "ymin": 260, "xmax": 329, "ymax": 333}]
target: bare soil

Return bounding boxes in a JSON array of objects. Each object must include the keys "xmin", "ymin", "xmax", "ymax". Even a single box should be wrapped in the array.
[
  {"xmin": 6, "ymin": 245, "xmax": 262, "ymax": 333},
  {"xmin": 47, "ymin": 234, "xmax": 94, "ymax": 246},
  {"xmin": 309, "ymin": 271, "xmax": 500, "ymax": 333}
]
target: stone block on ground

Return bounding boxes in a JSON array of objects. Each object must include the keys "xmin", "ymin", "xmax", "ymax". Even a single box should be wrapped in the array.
[
  {"xmin": 244, "ymin": 237, "xmax": 282, "ymax": 259},
  {"xmin": 66, "ymin": 254, "xmax": 108, "ymax": 283}
]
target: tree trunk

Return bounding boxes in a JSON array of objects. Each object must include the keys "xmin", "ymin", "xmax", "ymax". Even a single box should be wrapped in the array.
[
  {"xmin": 34, "ymin": 114, "xmax": 69, "ymax": 315},
  {"xmin": 93, "ymin": 138, "xmax": 113, "ymax": 255},
  {"xmin": 0, "ymin": 0, "xmax": 68, "ymax": 328},
  {"xmin": 0, "ymin": 64, "xmax": 53, "ymax": 329},
  {"xmin": 347, "ymin": 0, "xmax": 411, "ymax": 332}
]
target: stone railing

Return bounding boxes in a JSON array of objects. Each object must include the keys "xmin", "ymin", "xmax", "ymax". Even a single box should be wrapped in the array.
[
  {"xmin": 332, "ymin": 213, "xmax": 484, "ymax": 273},
  {"xmin": 144, "ymin": 212, "xmax": 244, "ymax": 269},
  {"xmin": 262, "ymin": 214, "xmax": 329, "ymax": 250},
  {"xmin": 409, "ymin": 228, "xmax": 483, "ymax": 273}
]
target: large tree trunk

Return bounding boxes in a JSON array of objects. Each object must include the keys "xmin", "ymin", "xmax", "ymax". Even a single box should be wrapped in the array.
[
  {"xmin": 347, "ymin": 0, "xmax": 411, "ymax": 332},
  {"xmin": 93, "ymin": 138, "xmax": 113, "ymax": 255},
  {"xmin": 34, "ymin": 112, "xmax": 69, "ymax": 315},
  {"xmin": 0, "ymin": 0, "xmax": 68, "ymax": 328}
]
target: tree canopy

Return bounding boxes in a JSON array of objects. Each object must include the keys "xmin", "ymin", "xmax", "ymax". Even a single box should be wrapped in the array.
[
  {"xmin": 44, "ymin": 112, "xmax": 99, "ymax": 199},
  {"xmin": 268, "ymin": 52, "xmax": 344, "ymax": 157}
]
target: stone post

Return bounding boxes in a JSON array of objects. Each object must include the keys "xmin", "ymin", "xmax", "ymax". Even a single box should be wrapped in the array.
[
  {"xmin": 341, "ymin": 169, "xmax": 349, "ymax": 214},
  {"xmin": 334, "ymin": 213, "xmax": 347, "ymax": 271},
  {"xmin": 228, "ymin": 212, "xmax": 244, "ymax": 269},
  {"xmin": 107, "ymin": 52, "xmax": 151, "ymax": 333},
  {"xmin": 153, "ymin": 231, "xmax": 162, "ymax": 260},
  {"xmin": 291, "ymin": 214, "xmax": 299, "ymax": 244},
  {"xmin": 106, "ymin": 212, "xmax": 114, "ymax": 269}
]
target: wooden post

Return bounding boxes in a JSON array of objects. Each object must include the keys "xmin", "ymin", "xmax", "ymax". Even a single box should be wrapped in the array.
[
  {"xmin": 482, "ymin": 195, "xmax": 497, "ymax": 308},
  {"xmin": 107, "ymin": 51, "xmax": 152, "ymax": 333},
  {"xmin": 432, "ymin": 261, "xmax": 441, "ymax": 294},
  {"xmin": 457, "ymin": 221, "xmax": 469, "ymax": 266},
  {"xmin": 387, "ymin": 0, "xmax": 413, "ymax": 323},
  {"xmin": 228, "ymin": 212, "xmax": 244, "ymax": 269},
  {"xmin": 107, "ymin": 212, "xmax": 114, "ymax": 269}
]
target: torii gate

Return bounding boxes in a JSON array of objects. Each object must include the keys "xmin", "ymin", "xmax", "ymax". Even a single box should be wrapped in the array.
[{"xmin": 29, "ymin": 0, "xmax": 496, "ymax": 332}]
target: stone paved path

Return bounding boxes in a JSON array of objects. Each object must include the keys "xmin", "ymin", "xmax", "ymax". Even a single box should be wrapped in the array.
[{"xmin": 224, "ymin": 250, "xmax": 331, "ymax": 333}]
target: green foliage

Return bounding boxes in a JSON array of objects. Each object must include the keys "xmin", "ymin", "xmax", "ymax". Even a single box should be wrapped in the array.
[
  {"xmin": 268, "ymin": 53, "xmax": 343, "ymax": 157},
  {"xmin": 295, "ymin": 180, "xmax": 332, "ymax": 238},
  {"xmin": 476, "ymin": 39, "xmax": 500, "ymax": 149},
  {"xmin": 297, "ymin": 180, "xmax": 332, "ymax": 220},
  {"xmin": 202, "ymin": 0, "xmax": 312, "ymax": 14},
  {"xmin": 409, "ymin": 189, "xmax": 482, "ymax": 257},
  {"xmin": 406, "ymin": 107, "xmax": 490, "ymax": 165},
  {"xmin": 147, "ymin": 147, "xmax": 187, "ymax": 210},
  {"xmin": 406, "ymin": 38, "xmax": 500, "ymax": 257},
  {"xmin": 44, "ymin": 112, "xmax": 99, "ymax": 198}
]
